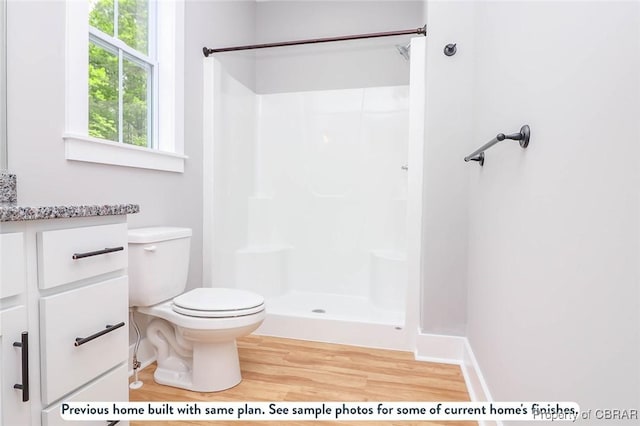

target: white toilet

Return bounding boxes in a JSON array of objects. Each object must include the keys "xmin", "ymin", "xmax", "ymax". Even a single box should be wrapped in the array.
[{"xmin": 128, "ymin": 226, "xmax": 265, "ymax": 392}]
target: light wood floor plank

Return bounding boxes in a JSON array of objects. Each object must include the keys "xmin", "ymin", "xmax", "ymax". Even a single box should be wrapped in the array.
[{"xmin": 130, "ymin": 335, "xmax": 475, "ymax": 426}]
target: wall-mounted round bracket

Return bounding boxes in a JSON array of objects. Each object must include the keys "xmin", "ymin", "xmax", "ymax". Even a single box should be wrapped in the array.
[
  {"xmin": 503, "ymin": 124, "xmax": 531, "ymax": 148},
  {"xmin": 444, "ymin": 43, "xmax": 457, "ymax": 56},
  {"xmin": 518, "ymin": 125, "xmax": 530, "ymax": 148}
]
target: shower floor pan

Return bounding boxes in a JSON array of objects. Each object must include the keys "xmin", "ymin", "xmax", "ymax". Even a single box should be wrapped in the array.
[
  {"xmin": 255, "ymin": 291, "xmax": 409, "ymax": 350},
  {"xmin": 266, "ymin": 291, "xmax": 403, "ymax": 324}
]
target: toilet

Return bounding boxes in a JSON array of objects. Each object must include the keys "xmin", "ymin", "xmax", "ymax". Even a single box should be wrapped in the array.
[{"xmin": 128, "ymin": 226, "xmax": 265, "ymax": 392}]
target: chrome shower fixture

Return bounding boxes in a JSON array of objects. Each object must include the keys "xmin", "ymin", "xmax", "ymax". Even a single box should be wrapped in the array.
[{"xmin": 396, "ymin": 42, "xmax": 411, "ymax": 60}]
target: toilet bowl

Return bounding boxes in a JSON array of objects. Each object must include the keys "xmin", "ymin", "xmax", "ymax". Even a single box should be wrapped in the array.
[{"xmin": 128, "ymin": 227, "xmax": 265, "ymax": 392}]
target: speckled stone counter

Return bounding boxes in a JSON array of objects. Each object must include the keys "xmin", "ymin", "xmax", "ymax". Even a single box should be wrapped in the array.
[
  {"xmin": 0, "ymin": 203, "xmax": 139, "ymax": 222},
  {"xmin": 0, "ymin": 173, "xmax": 17, "ymax": 204}
]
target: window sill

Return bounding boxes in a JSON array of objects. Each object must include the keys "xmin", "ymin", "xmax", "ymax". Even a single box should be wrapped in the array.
[{"xmin": 63, "ymin": 134, "xmax": 187, "ymax": 173}]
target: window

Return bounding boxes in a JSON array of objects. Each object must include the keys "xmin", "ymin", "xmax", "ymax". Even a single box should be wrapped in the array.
[
  {"xmin": 89, "ymin": 0, "xmax": 155, "ymax": 148},
  {"xmin": 64, "ymin": 0, "xmax": 185, "ymax": 173}
]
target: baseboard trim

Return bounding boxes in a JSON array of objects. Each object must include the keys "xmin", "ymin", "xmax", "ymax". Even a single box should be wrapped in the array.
[
  {"xmin": 461, "ymin": 338, "xmax": 493, "ymax": 402},
  {"xmin": 414, "ymin": 332, "xmax": 500, "ymax": 426},
  {"xmin": 414, "ymin": 332, "xmax": 466, "ymax": 364},
  {"xmin": 461, "ymin": 338, "xmax": 502, "ymax": 426},
  {"xmin": 128, "ymin": 337, "xmax": 156, "ymax": 377}
]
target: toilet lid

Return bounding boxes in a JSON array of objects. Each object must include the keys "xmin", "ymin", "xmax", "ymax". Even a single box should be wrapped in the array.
[{"xmin": 172, "ymin": 288, "xmax": 264, "ymax": 318}]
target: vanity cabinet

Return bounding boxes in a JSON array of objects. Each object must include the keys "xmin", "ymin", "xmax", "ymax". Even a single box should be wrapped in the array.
[{"xmin": 1, "ymin": 215, "xmax": 130, "ymax": 426}]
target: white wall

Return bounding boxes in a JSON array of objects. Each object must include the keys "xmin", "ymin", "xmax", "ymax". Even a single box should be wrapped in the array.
[
  {"xmin": 194, "ymin": 0, "xmax": 257, "ymax": 91},
  {"xmin": 0, "ymin": 0, "xmax": 6, "ymax": 170},
  {"xmin": 419, "ymin": 0, "xmax": 475, "ymax": 336},
  {"xmin": 466, "ymin": 0, "xmax": 640, "ymax": 412},
  {"xmin": 255, "ymin": 1, "xmax": 423, "ymax": 93}
]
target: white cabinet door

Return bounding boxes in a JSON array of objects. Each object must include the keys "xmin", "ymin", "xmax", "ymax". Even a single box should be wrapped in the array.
[
  {"xmin": 0, "ymin": 305, "xmax": 31, "ymax": 426},
  {"xmin": 0, "ymin": 232, "xmax": 26, "ymax": 300}
]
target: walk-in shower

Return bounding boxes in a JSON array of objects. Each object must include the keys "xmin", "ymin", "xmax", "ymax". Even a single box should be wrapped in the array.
[{"xmin": 203, "ymin": 32, "xmax": 426, "ymax": 350}]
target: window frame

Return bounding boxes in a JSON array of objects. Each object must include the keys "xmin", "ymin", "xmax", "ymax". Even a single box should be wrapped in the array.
[{"xmin": 64, "ymin": 0, "xmax": 186, "ymax": 173}]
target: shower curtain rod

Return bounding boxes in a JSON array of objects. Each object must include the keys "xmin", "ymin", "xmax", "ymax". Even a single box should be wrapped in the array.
[{"xmin": 202, "ymin": 25, "xmax": 426, "ymax": 57}]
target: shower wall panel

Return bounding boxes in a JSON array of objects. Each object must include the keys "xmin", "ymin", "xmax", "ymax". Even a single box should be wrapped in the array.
[
  {"xmin": 209, "ymin": 65, "xmax": 256, "ymax": 288},
  {"xmin": 249, "ymin": 86, "xmax": 409, "ymax": 297},
  {"xmin": 208, "ymin": 59, "xmax": 410, "ymax": 310}
]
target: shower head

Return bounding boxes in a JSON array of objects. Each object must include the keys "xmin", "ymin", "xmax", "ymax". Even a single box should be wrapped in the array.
[{"xmin": 396, "ymin": 43, "xmax": 411, "ymax": 60}]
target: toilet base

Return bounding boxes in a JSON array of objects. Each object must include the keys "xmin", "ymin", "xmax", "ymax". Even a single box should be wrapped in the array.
[
  {"xmin": 138, "ymin": 301, "xmax": 265, "ymax": 392},
  {"xmin": 153, "ymin": 338, "xmax": 243, "ymax": 392}
]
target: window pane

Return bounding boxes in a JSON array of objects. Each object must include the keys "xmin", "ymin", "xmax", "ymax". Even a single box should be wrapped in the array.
[
  {"xmin": 88, "ymin": 41, "xmax": 119, "ymax": 142},
  {"xmin": 89, "ymin": 0, "xmax": 115, "ymax": 37},
  {"xmin": 118, "ymin": 0, "xmax": 148, "ymax": 55},
  {"xmin": 123, "ymin": 56, "xmax": 150, "ymax": 147}
]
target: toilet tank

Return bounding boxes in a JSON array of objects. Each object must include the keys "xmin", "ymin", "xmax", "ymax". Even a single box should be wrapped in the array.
[{"xmin": 128, "ymin": 227, "xmax": 192, "ymax": 307}]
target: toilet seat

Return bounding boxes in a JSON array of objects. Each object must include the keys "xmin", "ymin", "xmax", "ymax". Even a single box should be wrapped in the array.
[{"xmin": 172, "ymin": 288, "xmax": 265, "ymax": 318}]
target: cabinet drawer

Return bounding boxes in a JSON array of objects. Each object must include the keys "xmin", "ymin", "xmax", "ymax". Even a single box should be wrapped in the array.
[
  {"xmin": 42, "ymin": 363, "xmax": 129, "ymax": 426},
  {"xmin": 0, "ymin": 232, "xmax": 26, "ymax": 299},
  {"xmin": 37, "ymin": 223, "xmax": 127, "ymax": 289},
  {"xmin": 40, "ymin": 276, "xmax": 128, "ymax": 405}
]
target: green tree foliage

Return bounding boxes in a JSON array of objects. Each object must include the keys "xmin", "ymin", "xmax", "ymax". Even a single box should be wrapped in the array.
[
  {"xmin": 118, "ymin": 0, "xmax": 148, "ymax": 54},
  {"xmin": 89, "ymin": 0, "xmax": 149, "ymax": 147}
]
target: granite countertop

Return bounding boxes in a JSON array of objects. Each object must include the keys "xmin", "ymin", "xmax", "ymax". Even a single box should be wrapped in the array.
[{"xmin": 0, "ymin": 203, "xmax": 140, "ymax": 222}]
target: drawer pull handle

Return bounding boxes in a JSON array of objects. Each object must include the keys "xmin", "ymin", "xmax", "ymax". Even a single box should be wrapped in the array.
[
  {"xmin": 143, "ymin": 245, "xmax": 157, "ymax": 252},
  {"xmin": 74, "ymin": 322, "xmax": 125, "ymax": 347},
  {"xmin": 13, "ymin": 331, "xmax": 29, "ymax": 402},
  {"xmin": 72, "ymin": 246, "xmax": 124, "ymax": 260},
  {"xmin": 107, "ymin": 421, "xmax": 120, "ymax": 426}
]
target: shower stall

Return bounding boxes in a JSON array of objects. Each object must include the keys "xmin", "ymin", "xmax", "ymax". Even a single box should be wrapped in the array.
[{"xmin": 203, "ymin": 35, "xmax": 425, "ymax": 350}]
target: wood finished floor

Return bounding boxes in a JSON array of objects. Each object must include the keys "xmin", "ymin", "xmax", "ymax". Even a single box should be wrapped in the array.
[{"xmin": 130, "ymin": 335, "xmax": 474, "ymax": 426}]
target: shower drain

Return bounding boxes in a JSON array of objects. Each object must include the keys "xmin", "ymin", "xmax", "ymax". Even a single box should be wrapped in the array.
[{"xmin": 311, "ymin": 308, "xmax": 326, "ymax": 314}]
